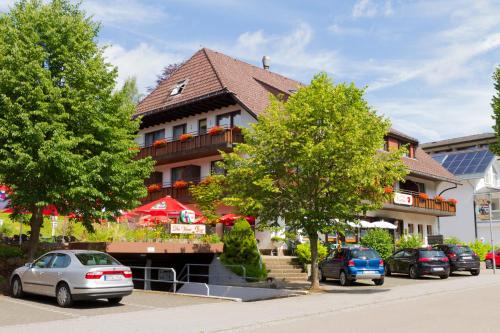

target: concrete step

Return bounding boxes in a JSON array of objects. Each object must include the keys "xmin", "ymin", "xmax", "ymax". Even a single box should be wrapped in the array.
[
  {"xmin": 268, "ymin": 273, "xmax": 309, "ymax": 280},
  {"xmin": 267, "ymin": 268, "xmax": 305, "ymax": 275},
  {"xmin": 264, "ymin": 264, "xmax": 303, "ymax": 270}
]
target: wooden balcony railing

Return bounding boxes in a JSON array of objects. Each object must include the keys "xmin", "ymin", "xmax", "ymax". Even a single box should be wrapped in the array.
[
  {"xmin": 142, "ymin": 185, "xmax": 195, "ymax": 204},
  {"xmin": 136, "ymin": 127, "xmax": 244, "ymax": 165},
  {"xmin": 385, "ymin": 190, "xmax": 456, "ymax": 216}
]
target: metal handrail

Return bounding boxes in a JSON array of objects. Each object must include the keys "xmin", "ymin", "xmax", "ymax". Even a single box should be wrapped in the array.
[{"xmin": 129, "ymin": 266, "xmax": 177, "ymax": 293}]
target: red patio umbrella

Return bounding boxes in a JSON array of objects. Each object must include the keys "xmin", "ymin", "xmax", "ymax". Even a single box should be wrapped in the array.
[
  {"xmin": 2, "ymin": 204, "xmax": 59, "ymax": 216},
  {"xmin": 133, "ymin": 196, "xmax": 202, "ymax": 218},
  {"xmin": 218, "ymin": 214, "xmax": 255, "ymax": 226}
]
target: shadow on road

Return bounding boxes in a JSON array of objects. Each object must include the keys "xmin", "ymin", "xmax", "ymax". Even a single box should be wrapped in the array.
[{"xmin": 15, "ymin": 293, "xmax": 124, "ymax": 309}]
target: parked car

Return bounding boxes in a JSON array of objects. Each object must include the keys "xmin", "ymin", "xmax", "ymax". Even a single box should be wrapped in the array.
[
  {"xmin": 385, "ymin": 248, "xmax": 450, "ymax": 279},
  {"xmin": 319, "ymin": 246, "xmax": 385, "ymax": 286},
  {"xmin": 433, "ymin": 244, "xmax": 480, "ymax": 275},
  {"xmin": 10, "ymin": 250, "xmax": 133, "ymax": 307},
  {"xmin": 485, "ymin": 249, "xmax": 500, "ymax": 269}
]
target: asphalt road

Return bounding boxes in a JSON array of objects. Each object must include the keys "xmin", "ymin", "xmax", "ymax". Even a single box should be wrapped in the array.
[{"xmin": 1, "ymin": 269, "xmax": 499, "ymax": 332}]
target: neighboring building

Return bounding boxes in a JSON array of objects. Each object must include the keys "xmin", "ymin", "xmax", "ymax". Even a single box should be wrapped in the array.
[
  {"xmin": 422, "ymin": 133, "xmax": 500, "ymax": 243},
  {"xmin": 134, "ymin": 48, "xmax": 458, "ymax": 249}
]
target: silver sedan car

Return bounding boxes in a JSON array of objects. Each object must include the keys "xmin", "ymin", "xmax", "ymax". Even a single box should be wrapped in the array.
[{"xmin": 10, "ymin": 250, "xmax": 133, "ymax": 307}]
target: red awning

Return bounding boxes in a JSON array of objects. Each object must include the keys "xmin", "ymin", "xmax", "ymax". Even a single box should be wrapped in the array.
[{"xmin": 132, "ymin": 196, "xmax": 202, "ymax": 217}]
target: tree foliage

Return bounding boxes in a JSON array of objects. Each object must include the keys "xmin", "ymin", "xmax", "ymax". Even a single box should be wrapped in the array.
[
  {"xmin": 0, "ymin": 0, "xmax": 154, "ymax": 258},
  {"xmin": 189, "ymin": 175, "xmax": 225, "ymax": 225},
  {"xmin": 295, "ymin": 241, "xmax": 328, "ymax": 265},
  {"xmin": 220, "ymin": 219, "xmax": 267, "ymax": 280},
  {"xmin": 220, "ymin": 73, "xmax": 408, "ymax": 288},
  {"xmin": 147, "ymin": 62, "xmax": 184, "ymax": 92},
  {"xmin": 360, "ymin": 228, "xmax": 394, "ymax": 260},
  {"xmin": 491, "ymin": 66, "xmax": 500, "ymax": 155},
  {"xmin": 395, "ymin": 234, "xmax": 423, "ymax": 250}
]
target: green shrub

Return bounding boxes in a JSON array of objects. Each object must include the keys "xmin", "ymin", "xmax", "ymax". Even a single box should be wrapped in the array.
[
  {"xmin": 469, "ymin": 240, "xmax": 491, "ymax": 261},
  {"xmin": 295, "ymin": 241, "xmax": 328, "ymax": 265},
  {"xmin": 201, "ymin": 234, "xmax": 221, "ymax": 244},
  {"xmin": 444, "ymin": 236, "xmax": 465, "ymax": 245},
  {"xmin": 360, "ymin": 229, "xmax": 394, "ymax": 260},
  {"xmin": 0, "ymin": 245, "xmax": 23, "ymax": 259},
  {"xmin": 396, "ymin": 234, "xmax": 423, "ymax": 250},
  {"xmin": 220, "ymin": 219, "xmax": 267, "ymax": 280}
]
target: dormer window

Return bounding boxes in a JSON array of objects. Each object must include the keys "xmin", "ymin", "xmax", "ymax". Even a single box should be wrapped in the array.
[{"xmin": 170, "ymin": 80, "xmax": 187, "ymax": 96}]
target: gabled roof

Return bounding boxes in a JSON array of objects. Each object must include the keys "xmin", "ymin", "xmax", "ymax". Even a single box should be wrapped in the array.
[
  {"xmin": 403, "ymin": 147, "xmax": 459, "ymax": 184},
  {"xmin": 136, "ymin": 48, "xmax": 302, "ymax": 117},
  {"xmin": 421, "ymin": 133, "xmax": 496, "ymax": 149},
  {"xmin": 388, "ymin": 128, "xmax": 418, "ymax": 144}
]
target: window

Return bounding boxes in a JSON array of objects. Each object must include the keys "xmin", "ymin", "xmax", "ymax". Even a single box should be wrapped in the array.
[
  {"xmin": 393, "ymin": 250, "xmax": 405, "ymax": 259},
  {"xmin": 426, "ymin": 225, "xmax": 433, "ymax": 236},
  {"xmin": 350, "ymin": 249, "xmax": 379, "ymax": 259},
  {"xmin": 51, "ymin": 254, "xmax": 71, "ymax": 268},
  {"xmin": 211, "ymin": 160, "xmax": 225, "ymax": 175},
  {"xmin": 408, "ymin": 223, "xmax": 414, "ymax": 234},
  {"xmin": 170, "ymin": 80, "xmax": 187, "ymax": 96},
  {"xmin": 171, "ymin": 167, "xmax": 184, "ymax": 183},
  {"xmin": 34, "ymin": 254, "xmax": 54, "ymax": 268},
  {"xmin": 398, "ymin": 141, "xmax": 410, "ymax": 157},
  {"xmin": 173, "ymin": 124, "xmax": 187, "ymax": 140},
  {"xmin": 198, "ymin": 119, "xmax": 207, "ymax": 135},
  {"xmin": 399, "ymin": 180, "xmax": 425, "ymax": 193},
  {"xmin": 216, "ymin": 111, "xmax": 241, "ymax": 128},
  {"xmin": 145, "ymin": 129, "xmax": 165, "ymax": 147},
  {"xmin": 75, "ymin": 253, "xmax": 121, "ymax": 266},
  {"xmin": 383, "ymin": 139, "xmax": 389, "ymax": 152},
  {"xmin": 418, "ymin": 224, "xmax": 423, "ymax": 236}
]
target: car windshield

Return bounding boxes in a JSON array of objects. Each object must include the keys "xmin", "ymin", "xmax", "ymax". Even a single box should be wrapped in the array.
[
  {"xmin": 350, "ymin": 249, "xmax": 379, "ymax": 259},
  {"xmin": 75, "ymin": 253, "xmax": 121, "ymax": 266},
  {"xmin": 420, "ymin": 250, "xmax": 445, "ymax": 258},
  {"xmin": 451, "ymin": 246, "xmax": 473, "ymax": 255}
]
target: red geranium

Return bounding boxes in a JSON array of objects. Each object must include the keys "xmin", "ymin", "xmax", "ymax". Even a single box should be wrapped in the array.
[
  {"xmin": 153, "ymin": 139, "xmax": 167, "ymax": 147},
  {"xmin": 173, "ymin": 180, "xmax": 188, "ymax": 189},
  {"xmin": 147, "ymin": 183, "xmax": 161, "ymax": 193},
  {"xmin": 208, "ymin": 126, "xmax": 224, "ymax": 136},
  {"xmin": 179, "ymin": 133, "xmax": 193, "ymax": 142}
]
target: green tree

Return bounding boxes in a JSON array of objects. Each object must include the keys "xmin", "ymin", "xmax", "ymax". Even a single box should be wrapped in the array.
[
  {"xmin": 189, "ymin": 175, "xmax": 225, "ymax": 225},
  {"xmin": 220, "ymin": 219, "xmax": 267, "ymax": 279},
  {"xmin": 220, "ymin": 73, "xmax": 407, "ymax": 289},
  {"xmin": 0, "ymin": 0, "xmax": 154, "ymax": 259},
  {"xmin": 492, "ymin": 66, "xmax": 500, "ymax": 154},
  {"xmin": 395, "ymin": 234, "xmax": 423, "ymax": 250},
  {"xmin": 360, "ymin": 228, "xmax": 394, "ymax": 260}
]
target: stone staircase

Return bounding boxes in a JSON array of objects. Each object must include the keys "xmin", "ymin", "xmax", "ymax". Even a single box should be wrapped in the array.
[{"xmin": 262, "ymin": 255, "xmax": 308, "ymax": 281}]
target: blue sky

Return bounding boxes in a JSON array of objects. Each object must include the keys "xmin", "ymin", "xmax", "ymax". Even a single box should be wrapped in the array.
[{"xmin": 1, "ymin": 0, "xmax": 500, "ymax": 142}]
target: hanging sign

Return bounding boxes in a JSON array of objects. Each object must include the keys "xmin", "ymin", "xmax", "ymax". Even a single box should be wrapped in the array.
[
  {"xmin": 179, "ymin": 210, "xmax": 196, "ymax": 224},
  {"xmin": 170, "ymin": 224, "xmax": 206, "ymax": 235},
  {"xmin": 476, "ymin": 198, "xmax": 490, "ymax": 221},
  {"xmin": 394, "ymin": 193, "xmax": 413, "ymax": 206}
]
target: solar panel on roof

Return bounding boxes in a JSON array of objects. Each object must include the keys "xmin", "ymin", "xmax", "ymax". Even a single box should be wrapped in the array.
[{"xmin": 431, "ymin": 149, "xmax": 494, "ymax": 175}]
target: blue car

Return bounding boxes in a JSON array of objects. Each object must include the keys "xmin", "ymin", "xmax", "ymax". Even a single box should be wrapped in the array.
[{"xmin": 319, "ymin": 246, "xmax": 385, "ymax": 286}]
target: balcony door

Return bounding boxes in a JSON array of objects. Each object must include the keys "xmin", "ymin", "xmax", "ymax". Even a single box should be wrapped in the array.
[
  {"xmin": 216, "ymin": 111, "xmax": 241, "ymax": 128},
  {"xmin": 145, "ymin": 129, "xmax": 165, "ymax": 147},
  {"xmin": 171, "ymin": 165, "xmax": 201, "ymax": 183},
  {"xmin": 173, "ymin": 124, "xmax": 187, "ymax": 140},
  {"xmin": 198, "ymin": 119, "xmax": 207, "ymax": 135}
]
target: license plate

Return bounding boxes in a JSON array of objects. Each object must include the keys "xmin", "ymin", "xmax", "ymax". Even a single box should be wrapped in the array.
[
  {"xmin": 432, "ymin": 267, "xmax": 444, "ymax": 272},
  {"xmin": 104, "ymin": 275, "xmax": 123, "ymax": 281},
  {"xmin": 462, "ymin": 256, "xmax": 472, "ymax": 260},
  {"xmin": 361, "ymin": 271, "xmax": 377, "ymax": 274}
]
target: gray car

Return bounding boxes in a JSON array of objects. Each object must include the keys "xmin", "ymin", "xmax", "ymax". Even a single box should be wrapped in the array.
[{"xmin": 10, "ymin": 250, "xmax": 133, "ymax": 307}]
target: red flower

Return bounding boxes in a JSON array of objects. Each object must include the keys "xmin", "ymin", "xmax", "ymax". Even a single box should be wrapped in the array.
[
  {"xmin": 384, "ymin": 186, "xmax": 393, "ymax": 194},
  {"xmin": 418, "ymin": 192, "xmax": 429, "ymax": 200},
  {"xmin": 147, "ymin": 183, "xmax": 161, "ymax": 193},
  {"xmin": 448, "ymin": 198, "xmax": 458, "ymax": 205},
  {"xmin": 153, "ymin": 139, "xmax": 167, "ymax": 147},
  {"xmin": 173, "ymin": 180, "xmax": 188, "ymax": 189},
  {"xmin": 434, "ymin": 195, "xmax": 445, "ymax": 202},
  {"xmin": 208, "ymin": 126, "xmax": 224, "ymax": 136},
  {"xmin": 179, "ymin": 133, "xmax": 193, "ymax": 142}
]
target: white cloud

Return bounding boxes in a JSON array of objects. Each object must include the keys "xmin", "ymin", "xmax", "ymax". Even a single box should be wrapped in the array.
[
  {"xmin": 328, "ymin": 24, "xmax": 365, "ymax": 36},
  {"xmin": 237, "ymin": 30, "xmax": 270, "ymax": 52},
  {"xmin": 352, "ymin": 0, "xmax": 393, "ymax": 18},
  {"xmin": 104, "ymin": 43, "xmax": 184, "ymax": 93},
  {"xmin": 83, "ymin": 0, "xmax": 168, "ymax": 24}
]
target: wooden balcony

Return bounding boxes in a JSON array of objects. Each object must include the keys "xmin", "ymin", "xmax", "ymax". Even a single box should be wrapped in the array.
[
  {"xmin": 142, "ymin": 185, "xmax": 195, "ymax": 205},
  {"xmin": 136, "ymin": 127, "xmax": 244, "ymax": 165},
  {"xmin": 383, "ymin": 191, "xmax": 456, "ymax": 217}
]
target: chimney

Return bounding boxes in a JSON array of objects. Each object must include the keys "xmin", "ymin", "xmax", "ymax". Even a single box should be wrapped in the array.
[{"xmin": 262, "ymin": 55, "xmax": 270, "ymax": 70}]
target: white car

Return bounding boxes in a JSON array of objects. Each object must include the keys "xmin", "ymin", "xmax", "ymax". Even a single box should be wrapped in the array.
[{"xmin": 10, "ymin": 250, "xmax": 133, "ymax": 307}]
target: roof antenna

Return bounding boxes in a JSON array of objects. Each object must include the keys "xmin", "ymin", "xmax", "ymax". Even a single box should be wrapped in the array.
[{"xmin": 262, "ymin": 55, "xmax": 270, "ymax": 70}]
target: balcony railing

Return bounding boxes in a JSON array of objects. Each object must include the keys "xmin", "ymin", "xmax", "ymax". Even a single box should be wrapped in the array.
[
  {"xmin": 385, "ymin": 190, "xmax": 456, "ymax": 216},
  {"xmin": 142, "ymin": 179, "xmax": 200, "ymax": 204},
  {"xmin": 136, "ymin": 127, "xmax": 244, "ymax": 165}
]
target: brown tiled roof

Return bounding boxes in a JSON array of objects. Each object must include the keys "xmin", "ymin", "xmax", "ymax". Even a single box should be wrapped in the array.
[
  {"xmin": 403, "ymin": 147, "xmax": 459, "ymax": 183},
  {"xmin": 389, "ymin": 128, "xmax": 418, "ymax": 144},
  {"xmin": 136, "ymin": 48, "xmax": 302, "ymax": 116}
]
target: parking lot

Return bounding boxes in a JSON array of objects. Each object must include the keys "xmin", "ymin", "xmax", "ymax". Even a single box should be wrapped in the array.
[{"xmin": 0, "ymin": 290, "xmax": 225, "ymax": 327}]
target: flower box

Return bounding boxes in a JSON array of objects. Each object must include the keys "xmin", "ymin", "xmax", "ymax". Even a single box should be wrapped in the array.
[
  {"xmin": 173, "ymin": 180, "xmax": 188, "ymax": 189},
  {"xmin": 208, "ymin": 126, "xmax": 224, "ymax": 136},
  {"xmin": 147, "ymin": 183, "xmax": 161, "ymax": 193},
  {"xmin": 232, "ymin": 126, "xmax": 242, "ymax": 133},
  {"xmin": 383, "ymin": 186, "xmax": 393, "ymax": 194},
  {"xmin": 434, "ymin": 195, "xmax": 445, "ymax": 202},
  {"xmin": 448, "ymin": 198, "xmax": 458, "ymax": 206},
  {"xmin": 418, "ymin": 193, "xmax": 429, "ymax": 200},
  {"xmin": 153, "ymin": 139, "xmax": 167, "ymax": 147},
  {"xmin": 179, "ymin": 133, "xmax": 193, "ymax": 142}
]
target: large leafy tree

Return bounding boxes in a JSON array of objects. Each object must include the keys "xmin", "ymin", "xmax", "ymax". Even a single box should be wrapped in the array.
[
  {"xmin": 0, "ymin": 0, "xmax": 154, "ymax": 259},
  {"xmin": 220, "ymin": 73, "xmax": 407, "ymax": 289},
  {"xmin": 491, "ymin": 66, "xmax": 500, "ymax": 154}
]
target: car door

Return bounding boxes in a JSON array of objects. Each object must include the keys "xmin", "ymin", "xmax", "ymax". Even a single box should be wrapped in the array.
[
  {"xmin": 22, "ymin": 254, "xmax": 54, "ymax": 294},
  {"xmin": 331, "ymin": 249, "xmax": 346, "ymax": 278},
  {"xmin": 400, "ymin": 249, "xmax": 415, "ymax": 274},
  {"xmin": 321, "ymin": 253, "xmax": 335, "ymax": 278},
  {"xmin": 390, "ymin": 250, "xmax": 404, "ymax": 273},
  {"xmin": 43, "ymin": 253, "xmax": 71, "ymax": 297}
]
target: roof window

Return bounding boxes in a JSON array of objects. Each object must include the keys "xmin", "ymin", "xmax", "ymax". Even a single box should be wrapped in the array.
[{"xmin": 170, "ymin": 80, "xmax": 187, "ymax": 96}]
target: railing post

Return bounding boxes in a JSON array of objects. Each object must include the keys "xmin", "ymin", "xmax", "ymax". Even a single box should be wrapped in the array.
[
  {"xmin": 144, "ymin": 258, "xmax": 152, "ymax": 291},
  {"xmin": 187, "ymin": 265, "xmax": 190, "ymax": 283},
  {"xmin": 172, "ymin": 269, "xmax": 177, "ymax": 293}
]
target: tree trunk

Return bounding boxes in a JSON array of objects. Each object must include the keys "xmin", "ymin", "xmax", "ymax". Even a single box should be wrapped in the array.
[
  {"xmin": 308, "ymin": 232, "xmax": 321, "ymax": 290},
  {"xmin": 28, "ymin": 207, "xmax": 43, "ymax": 261}
]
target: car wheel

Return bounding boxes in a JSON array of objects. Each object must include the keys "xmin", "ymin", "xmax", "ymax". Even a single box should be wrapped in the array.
[
  {"xmin": 339, "ymin": 271, "xmax": 351, "ymax": 286},
  {"xmin": 319, "ymin": 268, "xmax": 326, "ymax": 282},
  {"xmin": 440, "ymin": 274, "xmax": 449, "ymax": 279},
  {"xmin": 409, "ymin": 265, "xmax": 419, "ymax": 279},
  {"xmin": 373, "ymin": 278, "xmax": 384, "ymax": 286},
  {"xmin": 11, "ymin": 276, "xmax": 24, "ymax": 298},
  {"xmin": 471, "ymin": 269, "xmax": 480, "ymax": 276},
  {"xmin": 108, "ymin": 297, "xmax": 123, "ymax": 305},
  {"xmin": 56, "ymin": 283, "xmax": 73, "ymax": 308},
  {"xmin": 385, "ymin": 264, "xmax": 391, "ymax": 276},
  {"xmin": 486, "ymin": 260, "xmax": 493, "ymax": 269}
]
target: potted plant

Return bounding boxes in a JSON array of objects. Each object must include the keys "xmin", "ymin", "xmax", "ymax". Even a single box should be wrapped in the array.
[
  {"xmin": 179, "ymin": 133, "xmax": 193, "ymax": 142},
  {"xmin": 448, "ymin": 198, "xmax": 458, "ymax": 207},
  {"xmin": 434, "ymin": 195, "xmax": 445, "ymax": 202},
  {"xmin": 417, "ymin": 192, "xmax": 428, "ymax": 208},
  {"xmin": 208, "ymin": 126, "xmax": 224, "ymax": 136},
  {"xmin": 147, "ymin": 183, "xmax": 161, "ymax": 193},
  {"xmin": 173, "ymin": 180, "xmax": 188, "ymax": 189},
  {"xmin": 153, "ymin": 138, "xmax": 167, "ymax": 148},
  {"xmin": 270, "ymin": 236, "xmax": 285, "ymax": 256}
]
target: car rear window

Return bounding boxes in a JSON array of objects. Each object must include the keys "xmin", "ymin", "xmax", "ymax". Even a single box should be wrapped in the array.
[
  {"xmin": 350, "ymin": 249, "xmax": 379, "ymax": 259},
  {"xmin": 419, "ymin": 250, "xmax": 445, "ymax": 258},
  {"xmin": 75, "ymin": 253, "xmax": 121, "ymax": 266},
  {"xmin": 450, "ymin": 246, "xmax": 473, "ymax": 255}
]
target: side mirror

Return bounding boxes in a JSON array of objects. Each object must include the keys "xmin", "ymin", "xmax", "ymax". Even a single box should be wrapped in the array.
[{"xmin": 24, "ymin": 262, "xmax": 33, "ymax": 268}]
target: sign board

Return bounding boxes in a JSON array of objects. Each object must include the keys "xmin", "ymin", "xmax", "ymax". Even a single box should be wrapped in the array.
[
  {"xmin": 147, "ymin": 246, "xmax": 156, "ymax": 253},
  {"xmin": 170, "ymin": 224, "xmax": 206, "ymax": 235},
  {"xmin": 179, "ymin": 210, "xmax": 196, "ymax": 224},
  {"xmin": 394, "ymin": 193, "xmax": 413, "ymax": 206},
  {"xmin": 427, "ymin": 235, "xmax": 444, "ymax": 245},
  {"xmin": 345, "ymin": 231, "xmax": 357, "ymax": 243},
  {"xmin": 476, "ymin": 198, "xmax": 490, "ymax": 221}
]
